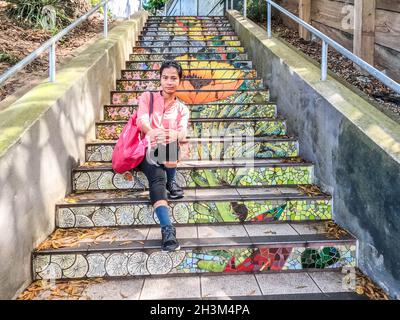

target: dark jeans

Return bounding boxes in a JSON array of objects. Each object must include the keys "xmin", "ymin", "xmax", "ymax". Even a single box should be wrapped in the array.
[{"xmin": 137, "ymin": 141, "xmax": 179, "ymax": 205}]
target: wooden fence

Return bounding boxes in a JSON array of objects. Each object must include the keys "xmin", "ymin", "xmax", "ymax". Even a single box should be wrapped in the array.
[{"xmin": 273, "ymin": 0, "xmax": 400, "ymax": 82}]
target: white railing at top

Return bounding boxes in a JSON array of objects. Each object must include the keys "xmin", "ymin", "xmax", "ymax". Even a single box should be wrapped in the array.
[
  {"xmin": 0, "ymin": 0, "xmax": 123, "ymax": 85},
  {"xmin": 266, "ymin": 0, "xmax": 400, "ymax": 94},
  {"xmin": 164, "ymin": 0, "xmax": 229, "ymax": 16}
]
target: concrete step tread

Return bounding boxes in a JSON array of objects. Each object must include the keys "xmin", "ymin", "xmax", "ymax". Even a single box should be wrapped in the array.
[
  {"xmin": 74, "ymin": 158, "xmax": 313, "ymax": 171},
  {"xmin": 58, "ymin": 185, "xmax": 330, "ymax": 206},
  {"xmin": 29, "ymin": 272, "xmax": 364, "ymax": 300},
  {"xmin": 33, "ymin": 223, "xmax": 355, "ymax": 254}
]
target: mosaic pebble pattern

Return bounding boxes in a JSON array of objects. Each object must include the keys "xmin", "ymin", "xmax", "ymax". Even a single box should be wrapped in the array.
[
  {"xmin": 142, "ymin": 31, "xmax": 237, "ymax": 36},
  {"xmin": 104, "ymin": 104, "xmax": 276, "ymax": 121},
  {"xmin": 116, "ymin": 79, "xmax": 263, "ymax": 91},
  {"xmin": 72, "ymin": 166, "xmax": 313, "ymax": 192},
  {"xmin": 86, "ymin": 140, "xmax": 298, "ymax": 162},
  {"xmin": 139, "ymin": 35, "xmax": 239, "ymax": 41},
  {"xmin": 146, "ymin": 23, "xmax": 233, "ymax": 28},
  {"xmin": 143, "ymin": 27, "xmax": 234, "ymax": 32},
  {"xmin": 137, "ymin": 40, "xmax": 241, "ymax": 47},
  {"xmin": 33, "ymin": 245, "xmax": 356, "ymax": 280},
  {"xmin": 121, "ymin": 69, "xmax": 257, "ymax": 80},
  {"xmin": 129, "ymin": 53, "xmax": 249, "ymax": 61},
  {"xmin": 96, "ymin": 119, "xmax": 285, "ymax": 140},
  {"xmin": 147, "ymin": 17, "xmax": 228, "ymax": 20},
  {"xmin": 132, "ymin": 47, "xmax": 245, "ymax": 54},
  {"xmin": 57, "ymin": 199, "xmax": 331, "ymax": 228},
  {"xmin": 111, "ymin": 90, "xmax": 269, "ymax": 105},
  {"xmin": 127, "ymin": 59, "xmax": 252, "ymax": 69}
]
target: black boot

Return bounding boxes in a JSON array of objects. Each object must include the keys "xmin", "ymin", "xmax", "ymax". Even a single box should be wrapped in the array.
[
  {"xmin": 161, "ymin": 225, "xmax": 180, "ymax": 252},
  {"xmin": 166, "ymin": 181, "xmax": 184, "ymax": 199}
]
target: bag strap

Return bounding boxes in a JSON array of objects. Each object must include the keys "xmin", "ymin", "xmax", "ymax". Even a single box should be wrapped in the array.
[{"xmin": 149, "ymin": 92, "xmax": 154, "ymax": 117}]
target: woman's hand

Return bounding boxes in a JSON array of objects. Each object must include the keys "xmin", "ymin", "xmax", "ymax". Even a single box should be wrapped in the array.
[
  {"xmin": 146, "ymin": 128, "xmax": 168, "ymax": 144},
  {"xmin": 164, "ymin": 129, "xmax": 179, "ymax": 144}
]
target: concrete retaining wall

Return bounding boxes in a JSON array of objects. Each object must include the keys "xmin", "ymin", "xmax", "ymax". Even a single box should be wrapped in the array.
[
  {"xmin": 227, "ymin": 10, "xmax": 400, "ymax": 299},
  {"xmin": 0, "ymin": 11, "xmax": 148, "ymax": 300}
]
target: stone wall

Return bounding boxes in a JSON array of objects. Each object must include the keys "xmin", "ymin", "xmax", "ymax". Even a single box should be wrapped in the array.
[
  {"xmin": 227, "ymin": 10, "xmax": 400, "ymax": 299},
  {"xmin": 0, "ymin": 11, "xmax": 148, "ymax": 300}
]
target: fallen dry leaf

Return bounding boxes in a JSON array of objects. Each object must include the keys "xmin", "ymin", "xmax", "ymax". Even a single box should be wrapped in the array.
[
  {"xmin": 297, "ymin": 185, "xmax": 324, "ymax": 197},
  {"xmin": 323, "ymin": 221, "xmax": 349, "ymax": 239},
  {"xmin": 355, "ymin": 269, "xmax": 389, "ymax": 300}
]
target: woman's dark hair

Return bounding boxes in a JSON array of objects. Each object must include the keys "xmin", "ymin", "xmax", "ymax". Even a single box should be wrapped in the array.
[{"xmin": 160, "ymin": 60, "xmax": 183, "ymax": 80}]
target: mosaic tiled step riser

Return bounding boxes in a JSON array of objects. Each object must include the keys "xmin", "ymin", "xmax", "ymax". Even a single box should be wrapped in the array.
[
  {"xmin": 104, "ymin": 104, "xmax": 276, "ymax": 121},
  {"xmin": 133, "ymin": 47, "xmax": 245, "ymax": 55},
  {"xmin": 96, "ymin": 120, "xmax": 286, "ymax": 140},
  {"xmin": 72, "ymin": 166, "xmax": 313, "ymax": 192},
  {"xmin": 143, "ymin": 27, "xmax": 234, "ymax": 32},
  {"xmin": 139, "ymin": 35, "xmax": 239, "ymax": 41},
  {"xmin": 145, "ymin": 23, "xmax": 232, "ymax": 28},
  {"xmin": 129, "ymin": 53, "xmax": 249, "ymax": 61},
  {"xmin": 126, "ymin": 60, "xmax": 252, "ymax": 70},
  {"xmin": 121, "ymin": 69, "xmax": 257, "ymax": 80},
  {"xmin": 33, "ymin": 244, "xmax": 356, "ymax": 280},
  {"xmin": 136, "ymin": 40, "xmax": 241, "ymax": 47},
  {"xmin": 57, "ymin": 199, "xmax": 331, "ymax": 228},
  {"xmin": 142, "ymin": 31, "xmax": 237, "ymax": 36},
  {"xmin": 86, "ymin": 141, "xmax": 298, "ymax": 162},
  {"xmin": 116, "ymin": 79, "xmax": 263, "ymax": 91},
  {"xmin": 111, "ymin": 91, "xmax": 269, "ymax": 105}
]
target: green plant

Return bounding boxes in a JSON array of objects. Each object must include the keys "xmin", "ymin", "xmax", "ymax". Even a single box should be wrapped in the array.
[
  {"xmin": 90, "ymin": 0, "xmax": 113, "ymax": 19},
  {"xmin": 5, "ymin": 0, "xmax": 71, "ymax": 29},
  {"xmin": 0, "ymin": 51, "xmax": 20, "ymax": 65},
  {"xmin": 143, "ymin": 0, "xmax": 168, "ymax": 14},
  {"xmin": 234, "ymin": 0, "xmax": 267, "ymax": 23}
]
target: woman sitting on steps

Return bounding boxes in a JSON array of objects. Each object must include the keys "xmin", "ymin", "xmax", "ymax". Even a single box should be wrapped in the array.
[{"xmin": 136, "ymin": 61, "xmax": 189, "ymax": 252}]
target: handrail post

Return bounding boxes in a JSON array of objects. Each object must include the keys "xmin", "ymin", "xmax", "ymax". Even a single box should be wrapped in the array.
[
  {"xmin": 104, "ymin": 1, "xmax": 108, "ymax": 38},
  {"xmin": 244, "ymin": 0, "xmax": 247, "ymax": 17},
  {"xmin": 231, "ymin": 0, "xmax": 233, "ymax": 10},
  {"xmin": 165, "ymin": 2, "xmax": 167, "ymax": 16},
  {"xmin": 267, "ymin": 0, "xmax": 272, "ymax": 38},
  {"xmin": 49, "ymin": 42, "xmax": 56, "ymax": 82},
  {"xmin": 321, "ymin": 40, "xmax": 328, "ymax": 81}
]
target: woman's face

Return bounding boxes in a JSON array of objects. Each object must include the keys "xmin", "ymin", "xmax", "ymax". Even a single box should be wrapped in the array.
[{"xmin": 160, "ymin": 67, "xmax": 181, "ymax": 95}]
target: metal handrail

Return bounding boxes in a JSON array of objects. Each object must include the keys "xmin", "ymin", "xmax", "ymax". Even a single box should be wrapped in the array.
[
  {"xmin": 228, "ymin": 0, "xmax": 247, "ymax": 18},
  {"xmin": 0, "ymin": 0, "xmax": 113, "ymax": 85},
  {"xmin": 208, "ymin": 0, "xmax": 225, "ymax": 16},
  {"xmin": 266, "ymin": 0, "xmax": 400, "ymax": 94},
  {"xmin": 165, "ymin": 0, "xmax": 179, "ymax": 16}
]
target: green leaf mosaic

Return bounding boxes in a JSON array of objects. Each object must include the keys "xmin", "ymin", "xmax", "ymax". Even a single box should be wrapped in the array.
[
  {"xmin": 115, "ymin": 79, "xmax": 263, "ymax": 91},
  {"xmin": 96, "ymin": 119, "xmax": 284, "ymax": 140},
  {"xmin": 111, "ymin": 90, "xmax": 269, "ymax": 105},
  {"xmin": 129, "ymin": 53, "xmax": 249, "ymax": 61},
  {"xmin": 57, "ymin": 199, "xmax": 331, "ymax": 228},
  {"xmin": 86, "ymin": 140, "xmax": 298, "ymax": 162},
  {"xmin": 72, "ymin": 165, "xmax": 312, "ymax": 192},
  {"xmin": 104, "ymin": 104, "xmax": 276, "ymax": 121},
  {"xmin": 121, "ymin": 69, "xmax": 257, "ymax": 80},
  {"xmin": 32, "ymin": 244, "xmax": 356, "ymax": 280}
]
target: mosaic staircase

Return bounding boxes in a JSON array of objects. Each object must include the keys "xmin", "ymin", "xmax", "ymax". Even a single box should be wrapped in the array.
[{"xmin": 29, "ymin": 16, "xmax": 361, "ymax": 300}]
